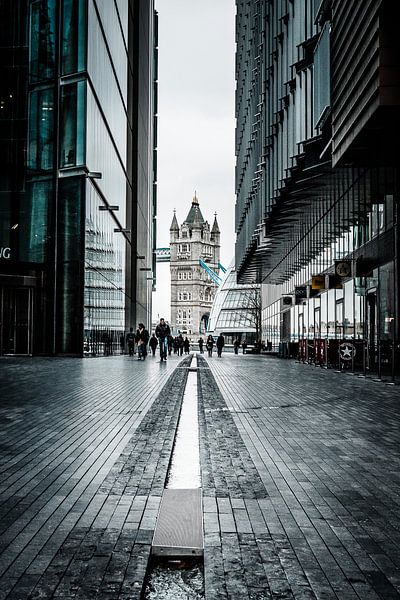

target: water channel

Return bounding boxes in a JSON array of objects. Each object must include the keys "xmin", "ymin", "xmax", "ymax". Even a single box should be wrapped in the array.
[{"xmin": 143, "ymin": 356, "xmax": 205, "ymax": 599}]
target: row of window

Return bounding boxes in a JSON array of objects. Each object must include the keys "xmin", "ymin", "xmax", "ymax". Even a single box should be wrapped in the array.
[
  {"xmin": 178, "ymin": 271, "xmax": 192, "ymax": 280},
  {"xmin": 178, "ymin": 291, "xmax": 192, "ymax": 301}
]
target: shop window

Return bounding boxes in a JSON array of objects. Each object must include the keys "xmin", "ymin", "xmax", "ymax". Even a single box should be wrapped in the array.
[{"xmin": 60, "ymin": 80, "xmax": 86, "ymax": 168}]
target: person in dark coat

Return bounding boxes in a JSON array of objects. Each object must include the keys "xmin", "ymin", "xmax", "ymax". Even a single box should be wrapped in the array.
[
  {"xmin": 167, "ymin": 334, "xmax": 173, "ymax": 356},
  {"xmin": 135, "ymin": 323, "xmax": 149, "ymax": 360},
  {"xmin": 183, "ymin": 337, "xmax": 190, "ymax": 354},
  {"xmin": 198, "ymin": 337, "xmax": 204, "ymax": 353},
  {"xmin": 149, "ymin": 333, "xmax": 158, "ymax": 356},
  {"xmin": 206, "ymin": 334, "xmax": 214, "ymax": 357},
  {"xmin": 242, "ymin": 340, "xmax": 247, "ymax": 354},
  {"xmin": 177, "ymin": 333, "xmax": 184, "ymax": 356},
  {"xmin": 216, "ymin": 334, "xmax": 225, "ymax": 358},
  {"xmin": 155, "ymin": 318, "xmax": 171, "ymax": 361},
  {"xmin": 233, "ymin": 338, "xmax": 240, "ymax": 355},
  {"xmin": 126, "ymin": 327, "xmax": 135, "ymax": 356}
]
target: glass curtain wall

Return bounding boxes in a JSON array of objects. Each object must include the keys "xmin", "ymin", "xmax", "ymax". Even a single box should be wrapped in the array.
[{"xmin": 261, "ymin": 167, "xmax": 398, "ymax": 379}]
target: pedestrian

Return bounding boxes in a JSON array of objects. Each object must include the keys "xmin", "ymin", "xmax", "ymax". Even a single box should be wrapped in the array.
[
  {"xmin": 149, "ymin": 333, "xmax": 158, "ymax": 356},
  {"xmin": 233, "ymin": 338, "xmax": 240, "ymax": 355},
  {"xmin": 119, "ymin": 333, "xmax": 125, "ymax": 355},
  {"xmin": 216, "ymin": 333, "xmax": 225, "ymax": 358},
  {"xmin": 198, "ymin": 337, "xmax": 204, "ymax": 353},
  {"xmin": 167, "ymin": 334, "xmax": 173, "ymax": 356},
  {"xmin": 126, "ymin": 327, "xmax": 135, "ymax": 356},
  {"xmin": 242, "ymin": 339, "xmax": 247, "ymax": 355},
  {"xmin": 155, "ymin": 317, "xmax": 171, "ymax": 362},
  {"xmin": 135, "ymin": 323, "xmax": 149, "ymax": 360},
  {"xmin": 177, "ymin": 333, "xmax": 184, "ymax": 356},
  {"xmin": 206, "ymin": 334, "xmax": 214, "ymax": 357},
  {"xmin": 173, "ymin": 336, "xmax": 178, "ymax": 354},
  {"xmin": 183, "ymin": 336, "xmax": 190, "ymax": 354}
]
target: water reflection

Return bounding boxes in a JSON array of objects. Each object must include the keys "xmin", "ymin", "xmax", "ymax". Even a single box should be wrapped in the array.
[
  {"xmin": 165, "ymin": 370, "xmax": 201, "ymax": 489},
  {"xmin": 144, "ymin": 560, "xmax": 204, "ymax": 600}
]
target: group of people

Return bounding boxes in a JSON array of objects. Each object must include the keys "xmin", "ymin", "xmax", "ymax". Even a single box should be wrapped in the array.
[
  {"xmin": 121, "ymin": 320, "xmax": 230, "ymax": 361},
  {"xmin": 197, "ymin": 334, "xmax": 225, "ymax": 357},
  {"xmin": 122, "ymin": 318, "xmax": 171, "ymax": 361}
]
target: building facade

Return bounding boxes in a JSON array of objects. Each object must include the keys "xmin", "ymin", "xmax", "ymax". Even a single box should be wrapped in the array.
[
  {"xmin": 0, "ymin": 0, "xmax": 157, "ymax": 355},
  {"xmin": 207, "ymin": 262, "xmax": 260, "ymax": 345},
  {"xmin": 170, "ymin": 195, "xmax": 220, "ymax": 336},
  {"xmin": 235, "ymin": 0, "xmax": 399, "ymax": 377}
]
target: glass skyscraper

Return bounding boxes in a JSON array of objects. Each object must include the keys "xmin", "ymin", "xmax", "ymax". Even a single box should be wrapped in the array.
[
  {"xmin": 235, "ymin": 0, "xmax": 399, "ymax": 378},
  {"xmin": 0, "ymin": 0, "xmax": 157, "ymax": 355}
]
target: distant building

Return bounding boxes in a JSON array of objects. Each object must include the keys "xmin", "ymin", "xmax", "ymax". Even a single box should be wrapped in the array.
[
  {"xmin": 170, "ymin": 194, "xmax": 220, "ymax": 336},
  {"xmin": 207, "ymin": 263, "xmax": 260, "ymax": 345},
  {"xmin": 0, "ymin": 0, "xmax": 158, "ymax": 355}
]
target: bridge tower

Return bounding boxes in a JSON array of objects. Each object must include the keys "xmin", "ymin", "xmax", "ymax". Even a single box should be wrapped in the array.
[{"xmin": 169, "ymin": 194, "xmax": 220, "ymax": 335}]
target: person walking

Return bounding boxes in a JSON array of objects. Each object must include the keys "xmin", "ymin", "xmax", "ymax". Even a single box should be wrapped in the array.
[
  {"xmin": 135, "ymin": 323, "xmax": 149, "ymax": 360},
  {"xmin": 242, "ymin": 339, "xmax": 247, "ymax": 355},
  {"xmin": 183, "ymin": 336, "xmax": 190, "ymax": 354},
  {"xmin": 206, "ymin": 334, "xmax": 214, "ymax": 357},
  {"xmin": 149, "ymin": 333, "xmax": 158, "ymax": 356},
  {"xmin": 216, "ymin": 333, "xmax": 225, "ymax": 358},
  {"xmin": 155, "ymin": 318, "xmax": 171, "ymax": 362},
  {"xmin": 177, "ymin": 333, "xmax": 184, "ymax": 356},
  {"xmin": 167, "ymin": 334, "xmax": 173, "ymax": 356},
  {"xmin": 233, "ymin": 338, "xmax": 240, "ymax": 355},
  {"xmin": 126, "ymin": 327, "xmax": 135, "ymax": 356},
  {"xmin": 198, "ymin": 337, "xmax": 204, "ymax": 353}
]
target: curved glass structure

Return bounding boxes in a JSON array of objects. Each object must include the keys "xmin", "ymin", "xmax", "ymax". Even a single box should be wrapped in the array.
[{"xmin": 207, "ymin": 263, "xmax": 260, "ymax": 344}]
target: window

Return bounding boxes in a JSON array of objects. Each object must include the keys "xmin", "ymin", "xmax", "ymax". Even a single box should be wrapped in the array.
[
  {"xmin": 29, "ymin": 0, "xmax": 56, "ymax": 82},
  {"xmin": 28, "ymin": 88, "xmax": 54, "ymax": 171},
  {"xmin": 61, "ymin": 0, "xmax": 87, "ymax": 75},
  {"xmin": 60, "ymin": 80, "xmax": 86, "ymax": 167}
]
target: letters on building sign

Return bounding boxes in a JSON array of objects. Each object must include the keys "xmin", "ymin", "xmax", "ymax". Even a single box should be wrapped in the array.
[
  {"xmin": 0, "ymin": 247, "xmax": 11, "ymax": 259},
  {"xmin": 294, "ymin": 286, "xmax": 308, "ymax": 305}
]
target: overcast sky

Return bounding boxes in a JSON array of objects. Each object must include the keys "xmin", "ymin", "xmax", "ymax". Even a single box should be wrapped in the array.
[{"xmin": 152, "ymin": 0, "xmax": 236, "ymax": 323}]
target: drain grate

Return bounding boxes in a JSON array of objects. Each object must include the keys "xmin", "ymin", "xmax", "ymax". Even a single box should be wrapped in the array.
[{"xmin": 152, "ymin": 489, "xmax": 203, "ymax": 557}]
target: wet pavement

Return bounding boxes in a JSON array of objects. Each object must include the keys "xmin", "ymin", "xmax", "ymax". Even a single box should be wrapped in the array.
[{"xmin": 0, "ymin": 352, "xmax": 400, "ymax": 598}]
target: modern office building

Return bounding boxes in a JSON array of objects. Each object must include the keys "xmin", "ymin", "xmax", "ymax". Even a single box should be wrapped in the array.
[
  {"xmin": 170, "ymin": 194, "xmax": 220, "ymax": 336},
  {"xmin": 0, "ymin": 0, "xmax": 157, "ymax": 355},
  {"xmin": 235, "ymin": 0, "xmax": 399, "ymax": 376},
  {"xmin": 207, "ymin": 262, "xmax": 260, "ymax": 345}
]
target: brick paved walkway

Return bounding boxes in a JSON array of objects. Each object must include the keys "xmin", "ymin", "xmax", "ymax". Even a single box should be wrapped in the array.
[
  {"xmin": 0, "ymin": 354, "xmax": 186, "ymax": 599},
  {"xmin": 0, "ymin": 353, "xmax": 400, "ymax": 599},
  {"xmin": 205, "ymin": 354, "xmax": 400, "ymax": 600}
]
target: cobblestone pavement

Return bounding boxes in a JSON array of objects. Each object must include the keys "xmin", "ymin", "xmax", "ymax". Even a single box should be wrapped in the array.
[
  {"xmin": 205, "ymin": 353, "xmax": 400, "ymax": 600},
  {"xmin": 1, "ymin": 353, "xmax": 400, "ymax": 599}
]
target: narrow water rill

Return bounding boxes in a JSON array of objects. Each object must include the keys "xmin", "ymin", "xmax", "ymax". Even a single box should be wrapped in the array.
[{"xmin": 143, "ymin": 356, "xmax": 205, "ymax": 599}]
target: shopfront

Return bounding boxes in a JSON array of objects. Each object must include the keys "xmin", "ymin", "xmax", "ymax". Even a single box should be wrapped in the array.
[{"xmin": 261, "ymin": 167, "xmax": 399, "ymax": 381}]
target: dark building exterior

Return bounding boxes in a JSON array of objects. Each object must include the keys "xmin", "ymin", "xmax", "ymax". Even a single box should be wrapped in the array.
[
  {"xmin": 0, "ymin": 0, "xmax": 157, "ymax": 355},
  {"xmin": 235, "ymin": 0, "xmax": 400, "ymax": 377}
]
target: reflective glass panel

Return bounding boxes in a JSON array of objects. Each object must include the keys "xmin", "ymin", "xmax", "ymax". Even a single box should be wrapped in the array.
[{"xmin": 29, "ymin": 0, "xmax": 57, "ymax": 82}]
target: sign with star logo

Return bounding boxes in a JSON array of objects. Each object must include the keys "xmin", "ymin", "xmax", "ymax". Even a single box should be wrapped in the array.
[
  {"xmin": 339, "ymin": 342, "xmax": 356, "ymax": 361},
  {"xmin": 335, "ymin": 260, "xmax": 352, "ymax": 278}
]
